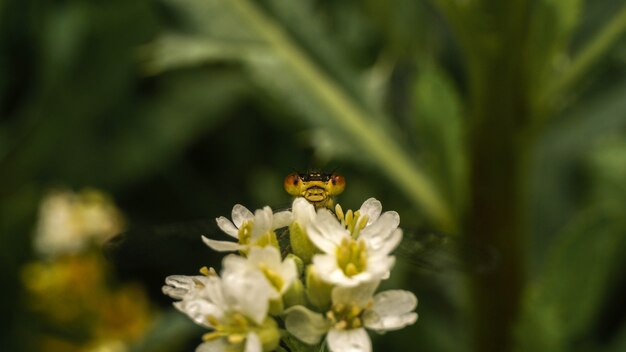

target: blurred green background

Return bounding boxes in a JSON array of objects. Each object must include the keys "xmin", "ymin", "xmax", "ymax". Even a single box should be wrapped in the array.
[{"xmin": 1, "ymin": 0, "xmax": 626, "ymax": 351}]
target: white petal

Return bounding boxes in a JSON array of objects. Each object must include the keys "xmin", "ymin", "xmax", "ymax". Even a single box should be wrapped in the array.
[
  {"xmin": 293, "ymin": 198, "xmax": 316, "ymax": 225},
  {"xmin": 232, "ymin": 204, "xmax": 253, "ymax": 228},
  {"xmin": 244, "ymin": 332, "xmax": 261, "ymax": 352},
  {"xmin": 312, "ymin": 254, "xmax": 345, "ymax": 284},
  {"xmin": 248, "ymin": 246, "xmax": 281, "ymax": 266},
  {"xmin": 359, "ymin": 211, "xmax": 400, "ymax": 248},
  {"xmin": 196, "ymin": 339, "xmax": 227, "ymax": 352},
  {"xmin": 358, "ymin": 198, "xmax": 382, "ymax": 225},
  {"xmin": 202, "ymin": 276, "xmax": 226, "ymax": 307},
  {"xmin": 216, "ymin": 216, "xmax": 239, "ymax": 238},
  {"xmin": 366, "ymin": 255, "xmax": 396, "ymax": 280},
  {"xmin": 307, "ymin": 210, "xmax": 348, "ymax": 253},
  {"xmin": 279, "ymin": 257, "xmax": 298, "ymax": 291},
  {"xmin": 222, "ymin": 253, "xmax": 249, "ymax": 273},
  {"xmin": 306, "ymin": 225, "xmax": 337, "ymax": 254},
  {"xmin": 223, "ymin": 270, "xmax": 273, "ymax": 324},
  {"xmin": 202, "ymin": 236, "xmax": 244, "ymax": 252},
  {"xmin": 327, "ymin": 328, "xmax": 371, "ymax": 352},
  {"xmin": 370, "ymin": 228, "xmax": 402, "ymax": 255},
  {"xmin": 363, "ymin": 290, "xmax": 418, "ymax": 332},
  {"xmin": 272, "ymin": 210, "xmax": 293, "ymax": 229},
  {"xmin": 174, "ymin": 299, "xmax": 222, "ymax": 328},
  {"xmin": 162, "ymin": 275, "xmax": 209, "ymax": 299},
  {"xmin": 251, "ymin": 207, "xmax": 273, "ymax": 239},
  {"xmin": 284, "ymin": 306, "xmax": 328, "ymax": 345}
]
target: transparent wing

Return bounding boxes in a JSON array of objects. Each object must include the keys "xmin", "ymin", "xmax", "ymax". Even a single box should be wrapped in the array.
[{"xmin": 396, "ymin": 228, "xmax": 501, "ymax": 274}]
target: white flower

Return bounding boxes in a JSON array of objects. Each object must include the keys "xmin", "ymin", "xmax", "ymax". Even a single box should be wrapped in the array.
[
  {"xmin": 162, "ymin": 274, "xmax": 213, "ymax": 300},
  {"xmin": 222, "ymin": 246, "xmax": 297, "ymax": 297},
  {"xmin": 306, "ymin": 202, "xmax": 401, "ymax": 287},
  {"xmin": 285, "ymin": 282, "xmax": 418, "ymax": 352},
  {"xmin": 34, "ymin": 189, "xmax": 124, "ymax": 257},
  {"xmin": 163, "ymin": 270, "xmax": 279, "ymax": 352},
  {"xmin": 202, "ymin": 204, "xmax": 292, "ymax": 252}
]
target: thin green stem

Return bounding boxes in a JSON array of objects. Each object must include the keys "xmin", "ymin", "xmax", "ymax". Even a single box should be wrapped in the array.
[
  {"xmin": 229, "ymin": 0, "xmax": 456, "ymax": 231},
  {"xmin": 546, "ymin": 4, "xmax": 626, "ymax": 100}
]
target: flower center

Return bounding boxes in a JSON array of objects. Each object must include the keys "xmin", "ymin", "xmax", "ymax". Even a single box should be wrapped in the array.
[
  {"xmin": 335, "ymin": 238, "xmax": 367, "ymax": 277},
  {"xmin": 326, "ymin": 302, "xmax": 367, "ymax": 330},
  {"xmin": 238, "ymin": 221, "xmax": 253, "ymax": 245},
  {"xmin": 203, "ymin": 312, "xmax": 252, "ymax": 344}
]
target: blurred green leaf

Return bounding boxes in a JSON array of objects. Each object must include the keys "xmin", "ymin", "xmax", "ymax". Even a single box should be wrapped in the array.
[
  {"xmin": 529, "ymin": 78, "xmax": 626, "ymax": 268},
  {"xmin": 516, "ymin": 204, "xmax": 626, "ymax": 351},
  {"xmin": 528, "ymin": 0, "xmax": 582, "ymax": 101},
  {"xmin": 540, "ymin": 3, "xmax": 626, "ymax": 113},
  {"xmin": 148, "ymin": 0, "xmax": 455, "ymax": 230},
  {"xmin": 412, "ymin": 62, "xmax": 466, "ymax": 214}
]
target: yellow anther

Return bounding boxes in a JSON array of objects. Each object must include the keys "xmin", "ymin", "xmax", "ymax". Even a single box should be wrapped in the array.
[
  {"xmin": 232, "ymin": 313, "xmax": 249, "ymax": 328},
  {"xmin": 202, "ymin": 331, "xmax": 223, "ymax": 341},
  {"xmin": 326, "ymin": 310, "xmax": 336, "ymax": 322},
  {"xmin": 344, "ymin": 263, "xmax": 358, "ymax": 277},
  {"xmin": 238, "ymin": 221, "xmax": 253, "ymax": 245},
  {"xmin": 349, "ymin": 305, "xmax": 362, "ymax": 318},
  {"xmin": 199, "ymin": 266, "xmax": 215, "ymax": 276},
  {"xmin": 206, "ymin": 315, "xmax": 220, "ymax": 327},
  {"xmin": 335, "ymin": 204, "xmax": 345, "ymax": 222},
  {"xmin": 335, "ymin": 320, "xmax": 348, "ymax": 330},
  {"xmin": 357, "ymin": 215, "xmax": 369, "ymax": 231},
  {"xmin": 345, "ymin": 210, "xmax": 354, "ymax": 229},
  {"xmin": 227, "ymin": 333, "xmax": 246, "ymax": 344},
  {"xmin": 259, "ymin": 264, "xmax": 284, "ymax": 291}
]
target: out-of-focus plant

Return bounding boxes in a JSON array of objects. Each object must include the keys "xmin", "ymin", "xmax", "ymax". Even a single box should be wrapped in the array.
[
  {"xmin": 21, "ymin": 189, "xmax": 154, "ymax": 352},
  {"xmin": 1, "ymin": 0, "xmax": 626, "ymax": 351},
  {"xmin": 143, "ymin": 0, "xmax": 626, "ymax": 351}
]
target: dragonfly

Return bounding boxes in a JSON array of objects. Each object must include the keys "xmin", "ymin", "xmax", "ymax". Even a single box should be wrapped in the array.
[{"xmin": 104, "ymin": 171, "xmax": 497, "ymax": 280}]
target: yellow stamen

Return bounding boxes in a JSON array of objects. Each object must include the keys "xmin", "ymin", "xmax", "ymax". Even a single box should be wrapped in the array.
[
  {"xmin": 202, "ymin": 331, "xmax": 223, "ymax": 341},
  {"xmin": 335, "ymin": 204, "xmax": 345, "ymax": 223},
  {"xmin": 259, "ymin": 263, "xmax": 284, "ymax": 291},
  {"xmin": 227, "ymin": 333, "xmax": 246, "ymax": 344},
  {"xmin": 199, "ymin": 266, "xmax": 216, "ymax": 276}
]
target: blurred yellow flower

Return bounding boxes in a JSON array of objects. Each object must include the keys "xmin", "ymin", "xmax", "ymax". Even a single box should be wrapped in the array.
[
  {"xmin": 22, "ymin": 188, "xmax": 153, "ymax": 352},
  {"xmin": 34, "ymin": 189, "xmax": 124, "ymax": 257}
]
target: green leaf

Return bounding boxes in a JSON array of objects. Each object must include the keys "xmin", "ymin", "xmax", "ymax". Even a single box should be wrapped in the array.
[
  {"xmin": 529, "ymin": 0, "xmax": 583, "ymax": 111},
  {"xmin": 148, "ymin": 0, "xmax": 456, "ymax": 230},
  {"xmin": 412, "ymin": 62, "xmax": 466, "ymax": 214},
  {"xmin": 515, "ymin": 204, "xmax": 626, "ymax": 351}
]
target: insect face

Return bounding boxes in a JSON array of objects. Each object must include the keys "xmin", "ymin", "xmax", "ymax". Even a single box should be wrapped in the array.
[{"xmin": 283, "ymin": 171, "xmax": 346, "ymax": 208}]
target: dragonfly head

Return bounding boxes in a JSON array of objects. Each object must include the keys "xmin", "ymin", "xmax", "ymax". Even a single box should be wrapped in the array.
[{"xmin": 284, "ymin": 171, "xmax": 345, "ymax": 208}]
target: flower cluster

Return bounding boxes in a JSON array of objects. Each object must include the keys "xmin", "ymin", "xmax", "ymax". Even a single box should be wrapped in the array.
[
  {"xmin": 24, "ymin": 189, "xmax": 152, "ymax": 351},
  {"xmin": 163, "ymin": 198, "xmax": 418, "ymax": 352}
]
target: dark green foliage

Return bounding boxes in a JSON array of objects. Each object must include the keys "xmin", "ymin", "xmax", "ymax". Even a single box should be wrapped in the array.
[{"xmin": 1, "ymin": 0, "xmax": 626, "ymax": 351}]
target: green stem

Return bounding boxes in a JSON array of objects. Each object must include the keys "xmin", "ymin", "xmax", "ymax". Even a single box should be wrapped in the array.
[
  {"xmin": 229, "ymin": 0, "xmax": 456, "ymax": 231},
  {"xmin": 546, "ymin": 4, "xmax": 626, "ymax": 99},
  {"xmin": 455, "ymin": 1, "xmax": 530, "ymax": 351}
]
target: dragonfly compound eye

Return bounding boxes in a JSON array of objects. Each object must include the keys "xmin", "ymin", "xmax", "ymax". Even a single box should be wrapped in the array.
[
  {"xmin": 284, "ymin": 173, "xmax": 302, "ymax": 196},
  {"xmin": 329, "ymin": 174, "xmax": 346, "ymax": 196}
]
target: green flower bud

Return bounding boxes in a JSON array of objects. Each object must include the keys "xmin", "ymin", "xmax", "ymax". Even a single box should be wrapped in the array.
[
  {"xmin": 283, "ymin": 278, "xmax": 306, "ymax": 308},
  {"xmin": 305, "ymin": 265, "xmax": 332, "ymax": 311},
  {"xmin": 288, "ymin": 223, "xmax": 318, "ymax": 264}
]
